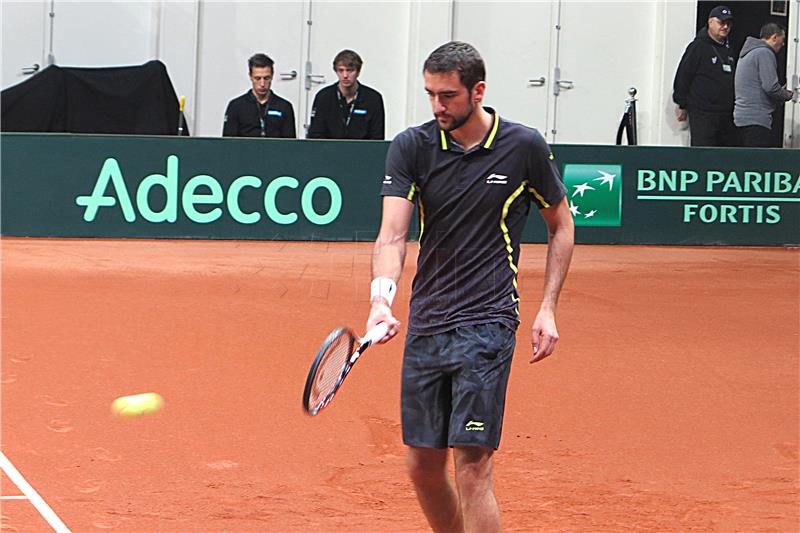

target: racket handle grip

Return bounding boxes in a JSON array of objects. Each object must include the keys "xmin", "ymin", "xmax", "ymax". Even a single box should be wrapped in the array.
[{"xmin": 362, "ymin": 322, "xmax": 389, "ymax": 346}]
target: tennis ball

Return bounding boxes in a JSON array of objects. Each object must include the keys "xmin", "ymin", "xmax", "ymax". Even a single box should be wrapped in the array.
[{"xmin": 111, "ymin": 392, "xmax": 164, "ymax": 418}]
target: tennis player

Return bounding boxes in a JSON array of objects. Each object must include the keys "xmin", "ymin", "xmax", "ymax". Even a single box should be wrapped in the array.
[{"xmin": 366, "ymin": 41, "xmax": 574, "ymax": 532}]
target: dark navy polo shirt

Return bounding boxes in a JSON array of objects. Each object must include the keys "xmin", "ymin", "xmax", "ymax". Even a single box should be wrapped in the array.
[
  {"xmin": 223, "ymin": 90, "xmax": 296, "ymax": 138},
  {"xmin": 307, "ymin": 82, "xmax": 385, "ymax": 140},
  {"xmin": 382, "ymin": 109, "xmax": 566, "ymax": 336}
]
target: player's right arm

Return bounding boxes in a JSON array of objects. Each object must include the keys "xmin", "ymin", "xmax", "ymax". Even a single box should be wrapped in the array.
[{"xmin": 366, "ymin": 196, "xmax": 413, "ymax": 343}]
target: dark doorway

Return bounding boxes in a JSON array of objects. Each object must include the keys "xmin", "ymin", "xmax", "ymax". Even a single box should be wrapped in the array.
[{"xmin": 696, "ymin": 1, "xmax": 791, "ymax": 146}]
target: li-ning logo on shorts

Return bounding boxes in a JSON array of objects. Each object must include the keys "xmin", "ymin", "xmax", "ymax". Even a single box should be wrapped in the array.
[
  {"xmin": 465, "ymin": 420, "xmax": 485, "ymax": 431},
  {"xmin": 485, "ymin": 173, "xmax": 508, "ymax": 185}
]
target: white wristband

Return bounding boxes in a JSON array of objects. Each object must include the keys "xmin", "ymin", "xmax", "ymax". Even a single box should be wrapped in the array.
[{"xmin": 370, "ymin": 277, "xmax": 397, "ymax": 306}]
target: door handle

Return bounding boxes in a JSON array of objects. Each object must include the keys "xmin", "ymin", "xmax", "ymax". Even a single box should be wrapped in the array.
[
  {"xmin": 280, "ymin": 70, "xmax": 297, "ymax": 80},
  {"xmin": 304, "ymin": 61, "xmax": 326, "ymax": 90},
  {"xmin": 528, "ymin": 76, "xmax": 546, "ymax": 87},
  {"xmin": 552, "ymin": 67, "xmax": 574, "ymax": 96},
  {"xmin": 21, "ymin": 63, "xmax": 40, "ymax": 76}
]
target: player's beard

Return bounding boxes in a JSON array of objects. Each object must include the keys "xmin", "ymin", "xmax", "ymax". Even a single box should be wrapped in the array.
[{"xmin": 438, "ymin": 100, "xmax": 474, "ymax": 132}]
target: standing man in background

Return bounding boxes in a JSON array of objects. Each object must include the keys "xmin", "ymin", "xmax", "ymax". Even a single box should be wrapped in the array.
[
  {"xmin": 223, "ymin": 53, "xmax": 296, "ymax": 138},
  {"xmin": 673, "ymin": 5, "xmax": 738, "ymax": 146},
  {"xmin": 307, "ymin": 50, "xmax": 385, "ymax": 140},
  {"xmin": 734, "ymin": 23, "xmax": 794, "ymax": 147},
  {"xmin": 366, "ymin": 41, "xmax": 574, "ymax": 533}
]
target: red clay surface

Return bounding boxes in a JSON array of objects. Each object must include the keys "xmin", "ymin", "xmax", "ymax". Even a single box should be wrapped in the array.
[{"xmin": 1, "ymin": 238, "xmax": 798, "ymax": 532}]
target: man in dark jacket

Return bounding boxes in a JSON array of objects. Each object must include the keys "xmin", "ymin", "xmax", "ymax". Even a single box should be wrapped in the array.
[
  {"xmin": 673, "ymin": 5, "xmax": 737, "ymax": 146},
  {"xmin": 734, "ymin": 23, "xmax": 794, "ymax": 147},
  {"xmin": 223, "ymin": 53, "xmax": 296, "ymax": 138},
  {"xmin": 307, "ymin": 49, "xmax": 385, "ymax": 140}
]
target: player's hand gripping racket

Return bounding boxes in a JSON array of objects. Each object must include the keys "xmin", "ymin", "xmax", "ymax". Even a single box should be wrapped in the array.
[{"xmin": 302, "ymin": 322, "xmax": 389, "ymax": 416}]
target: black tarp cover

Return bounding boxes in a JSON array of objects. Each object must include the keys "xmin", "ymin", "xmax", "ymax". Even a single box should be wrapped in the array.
[{"xmin": 1, "ymin": 60, "xmax": 187, "ymax": 135}]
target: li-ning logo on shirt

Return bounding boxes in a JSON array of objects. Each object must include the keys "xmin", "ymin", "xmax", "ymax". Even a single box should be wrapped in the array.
[
  {"xmin": 711, "ymin": 56, "xmax": 718, "ymax": 64},
  {"xmin": 383, "ymin": 175, "xmax": 393, "ymax": 185},
  {"xmin": 465, "ymin": 420, "xmax": 485, "ymax": 431},
  {"xmin": 485, "ymin": 173, "xmax": 508, "ymax": 185}
]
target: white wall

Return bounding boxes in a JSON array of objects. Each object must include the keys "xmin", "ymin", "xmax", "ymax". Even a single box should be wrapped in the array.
[
  {"xmin": 651, "ymin": 0, "xmax": 696, "ymax": 146},
  {"xmin": 4, "ymin": 0, "xmax": 792, "ymax": 146}
]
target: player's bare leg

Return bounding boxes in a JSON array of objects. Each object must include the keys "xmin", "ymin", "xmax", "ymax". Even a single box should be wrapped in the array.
[
  {"xmin": 406, "ymin": 446, "xmax": 464, "ymax": 533},
  {"xmin": 453, "ymin": 446, "xmax": 500, "ymax": 533}
]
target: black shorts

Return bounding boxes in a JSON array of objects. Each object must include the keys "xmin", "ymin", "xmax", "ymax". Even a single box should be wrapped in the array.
[{"xmin": 401, "ymin": 322, "xmax": 516, "ymax": 449}]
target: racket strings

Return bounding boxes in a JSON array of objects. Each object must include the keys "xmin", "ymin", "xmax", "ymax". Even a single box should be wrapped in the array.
[{"xmin": 308, "ymin": 333, "xmax": 353, "ymax": 410}]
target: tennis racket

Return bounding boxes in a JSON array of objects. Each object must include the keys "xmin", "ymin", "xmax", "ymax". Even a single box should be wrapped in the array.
[{"xmin": 302, "ymin": 322, "xmax": 389, "ymax": 416}]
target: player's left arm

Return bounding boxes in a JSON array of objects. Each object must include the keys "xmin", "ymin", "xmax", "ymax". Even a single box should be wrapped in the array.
[{"xmin": 531, "ymin": 196, "xmax": 574, "ymax": 363}]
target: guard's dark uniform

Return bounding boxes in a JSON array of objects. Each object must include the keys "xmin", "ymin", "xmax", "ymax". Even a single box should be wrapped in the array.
[
  {"xmin": 223, "ymin": 90, "xmax": 296, "ymax": 138},
  {"xmin": 673, "ymin": 27, "xmax": 737, "ymax": 146},
  {"xmin": 382, "ymin": 109, "xmax": 566, "ymax": 449},
  {"xmin": 307, "ymin": 83, "xmax": 384, "ymax": 140}
]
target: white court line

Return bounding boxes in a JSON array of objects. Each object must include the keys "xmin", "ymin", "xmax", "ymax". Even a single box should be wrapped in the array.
[
  {"xmin": 0, "ymin": 451, "xmax": 71, "ymax": 532},
  {"xmin": 1, "ymin": 495, "xmax": 30, "ymax": 500}
]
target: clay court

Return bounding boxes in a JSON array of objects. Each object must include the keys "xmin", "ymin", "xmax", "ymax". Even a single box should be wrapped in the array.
[{"xmin": 1, "ymin": 238, "xmax": 798, "ymax": 532}]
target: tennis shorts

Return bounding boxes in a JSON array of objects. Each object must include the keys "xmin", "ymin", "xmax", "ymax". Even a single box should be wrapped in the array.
[{"xmin": 401, "ymin": 322, "xmax": 516, "ymax": 449}]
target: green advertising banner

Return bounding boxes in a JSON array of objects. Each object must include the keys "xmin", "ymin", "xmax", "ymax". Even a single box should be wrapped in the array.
[
  {"xmin": 1, "ymin": 133, "xmax": 798, "ymax": 246},
  {"xmin": 1, "ymin": 134, "xmax": 390, "ymax": 242},
  {"xmin": 555, "ymin": 144, "xmax": 799, "ymax": 245}
]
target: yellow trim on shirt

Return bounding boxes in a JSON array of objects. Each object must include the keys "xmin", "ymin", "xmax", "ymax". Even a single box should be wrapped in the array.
[
  {"xmin": 527, "ymin": 185, "xmax": 550, "ymax": 209},
  {"xmin": 500, "ymin": 182, "xmax": 527, "ymax": 313},
  {"xmin": 483, "ymin": 112, "xmax": 500, "ymax": 148},
  {"xmin": 418, "ymin": 196, "xmax": 425, "ymax": 242},
  {"xmin": 406, "ymin": 183, "xmax": 417, "ymax": 201}
]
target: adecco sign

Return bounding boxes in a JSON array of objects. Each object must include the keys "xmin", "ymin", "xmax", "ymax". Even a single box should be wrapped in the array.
[{"xmin": 76, "ymin": 155, "xmax": 343, "ymax": 226}]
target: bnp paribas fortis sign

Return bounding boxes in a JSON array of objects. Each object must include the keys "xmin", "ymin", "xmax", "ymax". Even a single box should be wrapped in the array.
[
  {"xmin": 636, "ymin": 168, "xmax": 798, "ymax": 225},
  {"xmin": 562, "ymin": 163, "xmax": 799, "ymax": 227}
]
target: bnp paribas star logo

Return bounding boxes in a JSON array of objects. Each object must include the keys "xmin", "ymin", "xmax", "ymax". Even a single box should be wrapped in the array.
[{"xmin": 562, "ymin": 164, "xmax": 622, "ymax": 226}]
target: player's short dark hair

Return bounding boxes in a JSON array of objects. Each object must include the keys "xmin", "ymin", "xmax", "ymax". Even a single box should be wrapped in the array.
[
  {"xmin": 333, "ymin": 50, "xmax": 363, "ymax": 72},
  {"xmin": 760, "ymin": 22, "xmax": 785, "ymax": 39},
  {"xmin": 248, "ymin": 53, "xmax": 274, "ymax": 74},
  {"xmin": 423, "ymin": 41, "xmax": 485, "ymax": 91}
]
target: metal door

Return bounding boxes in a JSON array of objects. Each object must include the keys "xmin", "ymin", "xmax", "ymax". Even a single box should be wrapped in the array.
[
  {"xmin": 301, "ymin": 0, "xmax": 411, "ymax": 138},
  {"xmin": 195, "ymin": 1, "xmax": 304, "ymax": 137},
  {"xmin": 1, "ymin": 1, "xmax": 48, "ymax": 90},
  {"xmin": 549, "ymin": 1, "xmax": 658, "ymax": 144},
  {"xmin": 49, "ymin": 1, "xmax": 155, "ymax": 67},
  {"xmin": 452, "ymin": 1, "xmax": 553, "ymax": 136}
]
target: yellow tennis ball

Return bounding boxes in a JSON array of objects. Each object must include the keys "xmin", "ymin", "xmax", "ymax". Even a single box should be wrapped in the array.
[{"xmin": 111, "ymin": 392, "xmax": 164, "ymax": 418}]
